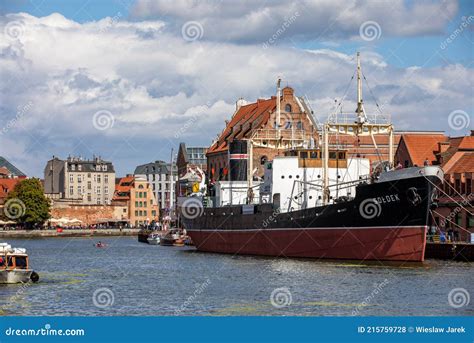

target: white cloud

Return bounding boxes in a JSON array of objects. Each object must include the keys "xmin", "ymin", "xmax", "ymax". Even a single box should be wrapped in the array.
[
  {"xmin": 0, "ymin": 9, "xmax": 470, "ymax": 177},
  {"xmin": 131, "ymin": 0, "xmax": 458, "ymax": 43}
]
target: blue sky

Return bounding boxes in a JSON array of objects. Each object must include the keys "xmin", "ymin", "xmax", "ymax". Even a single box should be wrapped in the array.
[{"xmin": 0, "ymin": 0, "xmax": 472, "ymax": 177}]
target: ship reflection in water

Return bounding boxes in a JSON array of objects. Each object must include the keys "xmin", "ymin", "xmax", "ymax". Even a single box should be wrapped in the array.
[{"xmin": 0, "ymin": 237, "xmax": 471, "ymax": 316}]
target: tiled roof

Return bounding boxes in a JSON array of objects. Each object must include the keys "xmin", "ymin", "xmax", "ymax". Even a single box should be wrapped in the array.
[
  {"xmin": 113, "ymin": 176, "xmax": 134, "ymax": 200},
  {"xmin": 0, "ymin": 157, "xmax": 26, "ymax": 177},
  {"xmin": 400, "ymin": 134, "xmax": 448, "ymax": 166},
  {"xmin": 134, "ymin": 161, "xmax": 176, "ymax": 175},
  {"xmin": 444, "ymin": 151, "xmax": 474, "ymax": 174},
  {"xmin": 0, "ymin": 178, "xmax": 21, "ymax": 200},
  {"xmin": 207, "ymin": 97, "xmax": 277, "ymax": 154}
]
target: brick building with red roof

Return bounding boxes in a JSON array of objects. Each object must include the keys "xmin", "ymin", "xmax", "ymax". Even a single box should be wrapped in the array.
[
  {"xmin": 395, "ymin": 130, "xmax": 474, "ymax": 241},
  {"xmin": 207, "ymin": 84, "xmax": 318, "ymax": 182}
]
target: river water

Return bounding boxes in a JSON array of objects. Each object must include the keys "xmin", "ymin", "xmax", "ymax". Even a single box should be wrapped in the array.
[{"xmin": 1, "ymin": 237, "xmax": 472, "ymax": 316}]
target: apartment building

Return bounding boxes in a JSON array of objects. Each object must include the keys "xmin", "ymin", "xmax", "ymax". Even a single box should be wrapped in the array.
[{"xmin": 44, "ymin": 156, "xmax": 115, "ymax": 205}]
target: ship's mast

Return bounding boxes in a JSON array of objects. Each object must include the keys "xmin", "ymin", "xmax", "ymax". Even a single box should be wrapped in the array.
[
  {"xmin": 356, "ymin": 52, "xmax": 366, "ymax": 125},
  {"xmin": 322, "ymin": 52, "xmax": 395, "ymax": 205}
]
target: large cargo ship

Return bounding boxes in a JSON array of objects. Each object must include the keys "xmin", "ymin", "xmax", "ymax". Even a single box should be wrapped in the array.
[{"xmin": 181, "ymin": 53, "xmax": 443, "ymax": 262}]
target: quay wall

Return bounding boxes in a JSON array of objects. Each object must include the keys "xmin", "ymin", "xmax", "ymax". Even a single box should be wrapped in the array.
[{"xmin": 0, "ymin": 228, "xmax": 139, "ymax": 239}]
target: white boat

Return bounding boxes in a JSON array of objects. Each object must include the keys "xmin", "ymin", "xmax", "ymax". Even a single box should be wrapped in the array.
[
  {"xmin": 147, "ymin": 234, "xmax": 161, "ymax": 245},
  {"xmin": 0, "ymin": 243, "xmax": 39, "ymax": 284}
]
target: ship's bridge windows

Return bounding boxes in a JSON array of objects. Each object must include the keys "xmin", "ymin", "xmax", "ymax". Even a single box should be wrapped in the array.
[
  {"xmin": 300, "ymin": 151, "xmax": 308, "ymax": 159},
  {"xmin": 338, "ymin": 152, "xmax": 346, "ymax": 159},
  {"xmin": 310, "ymin": 151, "xmax": 318, "ymax": 159},
  {"xmin": 285, "ymin": 104, "xmax": 292, "ymax": 112},
  {"xmin": 329, "ymin": 152, "xmax": 337, "ymax": 159}
]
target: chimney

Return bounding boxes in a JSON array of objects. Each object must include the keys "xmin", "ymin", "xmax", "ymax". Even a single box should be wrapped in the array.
[{"xmin": 236, "ymin": 98, "xmax": 247, "ymax": 111}]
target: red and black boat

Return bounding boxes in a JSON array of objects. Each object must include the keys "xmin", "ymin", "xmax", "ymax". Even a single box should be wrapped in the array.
[{"xmin": 182, "ymin": 166, "xmax": 443, "ymax": 262}]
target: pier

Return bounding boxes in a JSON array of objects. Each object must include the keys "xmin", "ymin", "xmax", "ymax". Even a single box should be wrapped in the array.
[
  {"xmin": 0, "ymin": 228, "xmax": 139, "ymax": 239},
  {"xmin": 425, "ymin": 242, "xmax": 474, "ymax": 262}
]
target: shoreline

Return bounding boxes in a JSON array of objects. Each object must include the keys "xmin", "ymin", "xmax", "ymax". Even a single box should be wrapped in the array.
[{"xmin": 0, "ymin": 228, "xmax": 140, "ymax": 239}]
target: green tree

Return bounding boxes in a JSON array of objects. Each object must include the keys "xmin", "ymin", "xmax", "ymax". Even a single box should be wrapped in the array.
[{"xmin": 5, "ymin": 178, "xmax": 50, "ymax": 229}]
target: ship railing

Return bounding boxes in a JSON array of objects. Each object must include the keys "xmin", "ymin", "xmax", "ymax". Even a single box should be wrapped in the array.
[{"xmin": 327, "ymin": 112, "xmax": 391, "ymax": 125}]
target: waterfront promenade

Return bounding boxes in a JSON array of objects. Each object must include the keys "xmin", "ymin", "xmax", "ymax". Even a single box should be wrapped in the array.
[{"xmin": 0, "ymin": 228, "xmax": 139, "ymax": 239}]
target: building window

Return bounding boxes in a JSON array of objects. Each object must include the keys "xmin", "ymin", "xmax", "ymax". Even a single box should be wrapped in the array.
[
  {"xmin": 78, "ymin": 164, "xmax": 82, "ymax": 171},
  {"xmin": 71, "ymin": 164, "xmax": 75, "ymax": 171},
  {"xmin": 77, "ymin": 175, "xmax": 82, "ymax": 183},
  {"xmin": 468, "ymin": 214, "xmax": 474, "ymax": 228},
  {"xmin": 144, "ymin": 201, "xmax": 147, "ymax": 208},
  {"xmin": 87, "ymin": 181, "xmax": 92, "ymax": 190},
  {"xmin": 87, "ymin": 173, "xmax": 91, "ymax": 178},
  {"xmin": 104, "ymin": 186, "xmax": 108, "ymax": 194},
  {"xmin": 87, "ymin": 194, "xmax": 91, "ymax": 202},
  {"xmin": 135, "ymin": 201, "xmax": 138, "ymax": 207},
  {"xmin": 285, "ymin": 104, "xmax": 292, "ymax": 112},
  {"xmin": 69, "ymin": 186, "xmax": 73, "ymax": 195},
  {"xmin": 97, "ymin": 175, "xmax": 101, "ymax": 183},
  {"xmin": 135, "ymin": 210, "xmax": 138, "ymax": 216},
  {"xmin": 105, "ymin": 175, "xmax": 108, "ymax": 183},
  {"xmin": 455, "ymin": 213, "xmax": 462, "ymax": 227},
  {"xmin": 69, "ymin": 175, "xmax": 74, "ymax": 183},
  {"xmin": 467, "ymin": 178, "xmax": 472, "ymax": 195},
  {"xmin": 138, "ymin": 185, "xmax": 144, "ymax": 189}
]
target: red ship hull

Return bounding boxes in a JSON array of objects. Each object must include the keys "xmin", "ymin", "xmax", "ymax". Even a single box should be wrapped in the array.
[{"xmin": 188, "ymin": 225, "xmax": 427, "ymax": 262}]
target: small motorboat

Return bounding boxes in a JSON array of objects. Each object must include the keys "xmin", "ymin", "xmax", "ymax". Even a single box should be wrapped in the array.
[
  {"xmin": 95, "ymin": 242, "xmax": 107, "ymax": 248},
  {"xmin": 147, "ymin": 233, "xmax": 161, "ymax": 245},
  {"xmin": 160, "ymin": 235, "xmax": 175, "ymax": 246},
  {"xmin": 0, "ymin": 243, "xmax": 39, "ymax": 284}
]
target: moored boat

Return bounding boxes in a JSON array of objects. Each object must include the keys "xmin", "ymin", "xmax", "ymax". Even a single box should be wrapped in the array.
[
  {"xmin": 0, "ymin": 243, "xmax": 39, "ymax": 284},
  {"xmin": 147, "ymin": 233, "xmax": 161, "ymax": 245}
]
